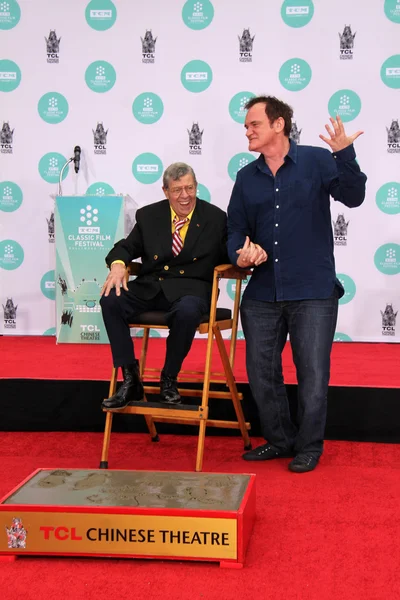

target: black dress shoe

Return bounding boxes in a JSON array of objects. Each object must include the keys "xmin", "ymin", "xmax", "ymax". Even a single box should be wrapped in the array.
[
  {"xmin": 102, "ymin": 362, "xmax": 144, "ymax": 410},
  {"xmin": 242, "ymin": 443, "xmax": 293, "ymax": 461},
  {"xmin": 288, "ymin": 454, "xmax": 319, "ymax": 473},
  {"xmin": 160, "ymin": 372, "xmax": 181, "ymax": 405}
]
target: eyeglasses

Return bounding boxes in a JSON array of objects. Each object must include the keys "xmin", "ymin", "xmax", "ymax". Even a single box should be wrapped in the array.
[{"xmin": 168, "ymin": 185, "xmax": 196, "ymax": 196}]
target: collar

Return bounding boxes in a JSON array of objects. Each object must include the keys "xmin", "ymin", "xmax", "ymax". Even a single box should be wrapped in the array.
[
  {"xmin": 256, "ymin": 138, "xmax": 298, "ymax": 172},
  {"xmin": 170, "ymin": 205, "xmax": 195, "ymax": 224}
]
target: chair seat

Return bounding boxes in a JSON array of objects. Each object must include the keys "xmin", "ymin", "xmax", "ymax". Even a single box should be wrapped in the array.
[{"xmin": 131, "ymin": 308, "xmax": 231, "ymax": 327}]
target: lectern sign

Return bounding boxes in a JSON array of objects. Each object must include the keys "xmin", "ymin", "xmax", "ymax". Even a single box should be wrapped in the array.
[{"xmin": 55, "ymin": 195, "xmax": 124, "ymax": 344}]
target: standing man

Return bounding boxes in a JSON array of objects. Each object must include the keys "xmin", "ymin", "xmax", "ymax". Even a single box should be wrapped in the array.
[
  {"xmin": 227, "ymin": 96, "xmax": 367, "ymax": 472},
  {"xmin": 100, "ymin": 162, "xmax": 228, "ymax": 409}
]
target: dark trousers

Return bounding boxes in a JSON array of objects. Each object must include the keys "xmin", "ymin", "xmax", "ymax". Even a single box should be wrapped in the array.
[
  {"xmin": 100, "ymin": 289, "xmax": 208, "ymax": 376},
  {"xmin": 240, "ymin": 293, "xmax": 338, "ymax": 457}
]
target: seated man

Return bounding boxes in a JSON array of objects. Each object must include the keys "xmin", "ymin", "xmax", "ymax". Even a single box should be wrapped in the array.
[{"xmin": 100, "ymin": 162, "xmax": 228, "ymax": 409}]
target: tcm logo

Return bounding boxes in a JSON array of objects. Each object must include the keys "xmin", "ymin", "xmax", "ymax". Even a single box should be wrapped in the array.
[
  {"xmin": 141, "ymin": 29, "xmax": 157, "ymax": 63},
  {"xmin": 0, "ymin": 71, "xmax": 16, "ymax": 80},
  {"xmin": 286, "ymin": 6, "xmax": 309, "ymax": 15},
  {"xmin": 45, "ymin": 29, "xmax": 61, "ymax": 63},
  {"xmin": 1, "ymin": 121, "xmax": 14, "ymax": 154},
  {"xmin": 2, "ymin": 297, "xmax": 17, "ymax": 329},
  {"xmin": 188, "ymin": 122, "xmax": 203, "ymax": 155},
  {"xmin": 79, "ymin": 205, "xmax": 100, "ymax": 234},
  {"xmin": 387, "ymin": 119, "xmax": 400, "ymax": 153},
  {"xmin": 186, "ymin": 72, "xmax": 207, "ymax": 81},
  {"xmin": 80, "ymin": 324, "xmax": 100, "ymax": 340},
  {"xmin": 333, "ymin": 214, "xmax": 349, "ymax": 246},
  {"xmin": 137, "ymin": 164, "xmax": 158, "ymax": 173},
  {"xmin": 289, "ymin": 121, "xmax": 302, "ymax": 144},
  {"xmin": 90, "ymin": 10, "xmax": 112, "ymax": 18},
  {"xmin": 40, "ymin": 526, "xmax": 82, "ymax": 541},
  {"xmin": 238, "ymin": 28, "xmax": 255, "ymax": 63},
  {"xmin": 45, "ymin": 281, "xmax": 55, "ymax": 290},
  {"xmin": 93, "ymin": 122, "xmax": 108, "ymax": 155},
  {"xmin": 47, "ymin": 212, "xmax": 55, "ymax": 243},
  {"xmin": 386, "ymin": 68, "xmax": 400, "ymax": 76},
  {"xmin": 339, "ymin": 25, "xmax": 356, "ymax": 60},
  {"xmin": 381, "ymin": 303, "xmax": 397, "ymax": 337}
]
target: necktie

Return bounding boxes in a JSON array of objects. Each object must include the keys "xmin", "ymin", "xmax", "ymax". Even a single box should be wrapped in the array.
[{"xmin": 172, "ymin": 217, "xmax": 188, "ymax": 256}]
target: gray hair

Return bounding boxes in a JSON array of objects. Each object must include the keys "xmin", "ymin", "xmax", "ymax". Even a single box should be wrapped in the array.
[{"xmin": 162, "ymin": 162, "xmax": 197, "ymax": 189}]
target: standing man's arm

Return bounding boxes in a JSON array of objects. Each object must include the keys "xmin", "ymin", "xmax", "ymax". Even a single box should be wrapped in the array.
[
  {"xmin": 227, "ymin": 174, "xmax": 267, "ymax": 268},
  {"xmin": 101, "ymin": 215, "xmax": 144, "ymax": 297},
  {"xmin": 319, "ymin": 115, "xmax": 367, "ymax": 207}
]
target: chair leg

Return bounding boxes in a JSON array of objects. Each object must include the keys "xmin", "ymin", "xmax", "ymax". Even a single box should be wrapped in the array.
[
  {"xmin": 195, "ymin": 419, "xmax": 207, "ymax": 472},
  {"xmin": 100, "ymin": 411, "xmax": 113, "ymax": 468},
  {"xmin": 139, "ymin": 328, "xmax": 159, "ymax": 442},
  {"xmin": 213, "ymin": 324, "xmax": 251, "ymax": 450}
]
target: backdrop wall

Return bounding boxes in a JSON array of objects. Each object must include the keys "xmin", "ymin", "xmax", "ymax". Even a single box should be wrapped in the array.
[{"xmin": 1, "ymin": 0, "xmax": 399, "ymax": 342}]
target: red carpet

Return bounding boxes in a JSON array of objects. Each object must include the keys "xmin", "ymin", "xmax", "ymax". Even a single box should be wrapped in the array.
[
  {"xmin": 0, "ymin": 432, "xmax": 399, "ymax": 599},
  {"xmin": 1, "ymin": 336, "xmax": 400, "ymax": 387}
]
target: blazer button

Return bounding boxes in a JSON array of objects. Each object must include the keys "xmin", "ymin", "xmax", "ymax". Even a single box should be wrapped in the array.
[
  {"xmin": 180, "ymin": 270, "xmax": 184, "ymax": 274},
  {"xmin": 193, "ymin": 258, "xmax": 197, "ymax": 261},
  {"xmin": 159, "ymin": 277, "xmax": 164, "ymax": 281},
  {"xmin": 164, "ymin": 265, "xmax": 169, "ymax": 271},
  {"xmin": 154, "ymin": 254, "xmax": 158, "ymax": 260}
]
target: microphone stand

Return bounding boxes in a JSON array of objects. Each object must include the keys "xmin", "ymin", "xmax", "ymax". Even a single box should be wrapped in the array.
[{"xmin": 57, "ymin": 156, "xmax": 74, "ymax": 196}]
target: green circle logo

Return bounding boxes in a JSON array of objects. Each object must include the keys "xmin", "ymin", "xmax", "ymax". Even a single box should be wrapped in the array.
[
  {"xmin": 384, "ymin": 0, "xmax": 400, "ymax": 23},
  {"xmin": 197, "ymin": 183, "xmax": 211, "ymax": 203},
  {"xmin": 226, "ymin": 278, "xmax": 249, "ymax": 301},
  {"xmin": 337, "ymin": 274, "xmax": 356, "ymax": 305},
  {"xmin": 0, "ymin": 181, "xmax": 22, "ymax": 212},
  {"xmin": 132, "ymin": 93, "xmax": 164, "ymax": 124},
  {"xmin": 279, "ymin": 58, "xmax": 312, "ymax": 91},
  {"xmin": 328, "ymin": 89, "xmax": 361, "ymax": 123},
  {"xmin": 85, "ymin": 0, "xmax": 116, "ymax": 30},
  {"xmin": 381, "ymin": 55, "xmax": 400, "ymax": 89},
  {"xmin": 181, "ymin": 60, "xmax": 212, "ymax": 93},
  {"xmin": 376, "ymin": 182, "xmax": 400, "ymax": 215},
  {"xmin": 0, "ymin": 0, "xmax": 20, "ymax": 29},
  {"xmin": 374, "ymin": 243, "xmax": 400, "ymax": 275},
  {"xmin": 0, "ymin": 239, "xmax": 24, "ymax": 270},
  {"xmin": 86, "ymin": 182, "xmax": 115, "ymax": 195},
  {"xmin": 43, "ymin": 327, "xmax": 56, "ymax": 336},
  {"xmin": 228, "ymin": 153, "xmax": 256, "ymax": 181},
  {"xmin": 40, "ymin": 270, "xmax": 56, "ymax": 300},
  {"xmin": 134, "ymin": 329, "xmax": 161, "ymax": 338},
  {"xmin": 85, "ymin": 60, "xmax": 116, "ymax": 93},
  {"xmin": 334, "ymin": 332, "xmax": 352, "ymax": 342},
  {"xmin": 229, "ymin": 91, "xmax": 255, "ymax": 124},
  {"xmin": 0, "ymin": 59, "xmax": 21, "ymax": 92},
  {"xmin": 38, "ymin": 92, "xmax": 69, "ymax": 124},
  {"xmin": 281, "ymin": 0, "xmax": 314, "ymax": 27},
  {"xmin": 182, "ymin": 0, "xmax": 214, "ymax": 30},
  {"xmin": 38, "ymin": 152, "xmax": 69, "ymax": 184},
  {"xmin": 132, "ymin": 153, "xmax": 163, "ymax": 184}
]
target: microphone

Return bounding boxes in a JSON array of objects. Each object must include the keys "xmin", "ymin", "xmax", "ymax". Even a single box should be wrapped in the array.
[{"xmin": 73, "ymin": 146, "xmax": 81, "ymax": 174}]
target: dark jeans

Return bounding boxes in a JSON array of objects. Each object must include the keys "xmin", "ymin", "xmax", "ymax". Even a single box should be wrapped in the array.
[
  {"xmin": 241, "ymin": 293, "xmax": 338, "ymax": 457},
  {"xmin": 100, "ymin": 289, "xmax": 208, "ymax": 376}
]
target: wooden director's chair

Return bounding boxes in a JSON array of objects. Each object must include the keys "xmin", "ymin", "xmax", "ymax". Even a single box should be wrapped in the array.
[{"xmin": 100, "ymin": 263, "xmax": 252, "ymax": 472}]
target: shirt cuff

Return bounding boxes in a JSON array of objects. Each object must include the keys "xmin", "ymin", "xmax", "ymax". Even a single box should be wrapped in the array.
[
  {"xmin": 332, "ymin": 144, "xmax": 356, "ymax": 162},
  {"xmin": 110, "ymin": 260, "xmax": 125, "ymax": 266}
]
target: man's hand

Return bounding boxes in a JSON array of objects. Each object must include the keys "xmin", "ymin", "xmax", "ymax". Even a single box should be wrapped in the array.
[
  {"xmin": 319, "ymin": 115, "xmax": 363, "ymax": 152},
  {"xmin": 236, "ymin": 236, "xmax": 268, "ymax": 268},
  {"xmin": 100, "ymin": 263, "xmax": 128, "ymax": 297}
]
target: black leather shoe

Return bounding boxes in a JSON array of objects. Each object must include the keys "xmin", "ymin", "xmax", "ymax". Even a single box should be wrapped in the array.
[
  {"xmin": 160, "ymin": 372, "xmax": 181, "ymax": 405},
  {"xmin": 288, "ymin": 454, "xmax": 319, "ymax": 473},
  {"xmin": 242, "ymin": 443, "xmax": 293, "ymax": 461},
  {"xmin": 102, "ymin": 362, "xmax": 144, "ymax": 409}
]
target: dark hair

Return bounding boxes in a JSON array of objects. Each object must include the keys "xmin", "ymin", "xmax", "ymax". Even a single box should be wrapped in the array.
[{"xmin": 245, "ymin": 95, "xmax": 293, "ymax": 137}]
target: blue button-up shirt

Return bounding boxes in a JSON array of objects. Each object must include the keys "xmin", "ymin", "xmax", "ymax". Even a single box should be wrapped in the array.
[{"xmin": 227, "ymin": 141, "xmax": 367, "ymax": 302}]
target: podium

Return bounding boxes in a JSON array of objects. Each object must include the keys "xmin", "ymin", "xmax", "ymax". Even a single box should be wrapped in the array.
[{"xmin": 54, "ymin": 194, "xmax": 137, "ymax": 344}]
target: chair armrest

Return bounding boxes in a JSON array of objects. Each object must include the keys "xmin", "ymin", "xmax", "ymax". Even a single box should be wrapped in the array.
[{"xmin": 214, "ymin": 264, "xmax": 252, "ymax": 280}]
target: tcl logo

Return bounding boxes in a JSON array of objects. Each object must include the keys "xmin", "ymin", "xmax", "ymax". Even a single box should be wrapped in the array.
[{"xmin": 40, "ymin": 526, "xmax": 82, "ymax": 540}]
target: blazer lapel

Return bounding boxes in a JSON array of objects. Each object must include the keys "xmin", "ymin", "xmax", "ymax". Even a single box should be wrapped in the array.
[
  {"xmin": 177, "ymin": 199, "xmax": 206, "ymax": 259},
  {"xmin": 154, "ymin": 200, "xmax": 174, "ymax": 259}
]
